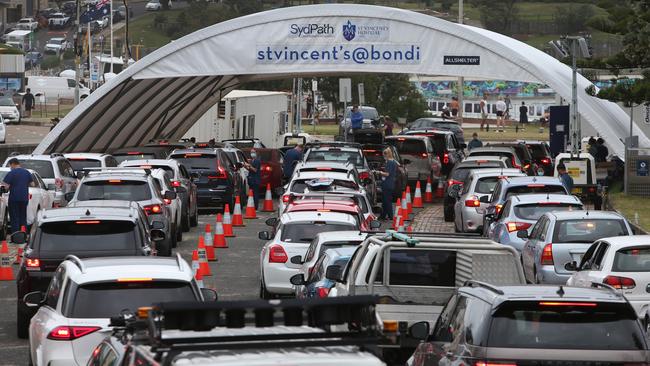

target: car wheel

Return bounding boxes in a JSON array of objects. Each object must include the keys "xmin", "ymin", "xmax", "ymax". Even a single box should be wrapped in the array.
[
  {"xmin": 27, "ymin": 344, "xmax": 33, "ymax": 366},
  {"xmin": 171, "ymin": 225, "xmax": 178, "ymax": 248},
  {"xmin": 443, "ymin": 205, "xmax": 454, "ymax": 222},
  {"xmin": 176, "ymin": 222, "xmax": 182, "ymax": 242},
  {"xmin": 16, "ymin": 304, "xmax": 29, "ymax": 339},
  {"xmin": 190, "ymin": 201, "xmax": 198, "ymax": 227}
]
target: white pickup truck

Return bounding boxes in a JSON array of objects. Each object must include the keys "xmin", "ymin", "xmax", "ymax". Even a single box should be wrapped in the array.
[{"xmin": 328, "ymin": 231, "xmax": 525, "ymax": 363}]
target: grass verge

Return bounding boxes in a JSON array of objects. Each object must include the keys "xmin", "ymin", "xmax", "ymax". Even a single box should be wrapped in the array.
[{"xmin": 609, "ymin": 183, "xmax": 650, "ymax": 232}]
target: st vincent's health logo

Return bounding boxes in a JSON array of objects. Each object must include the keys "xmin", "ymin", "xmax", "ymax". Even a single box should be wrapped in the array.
[{"xmin": 343, "ymin": 20, "xmax": 356, "ymax": 41}]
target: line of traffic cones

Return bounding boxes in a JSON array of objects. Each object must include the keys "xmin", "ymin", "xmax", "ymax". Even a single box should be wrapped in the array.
[
  {"xmin": 424, "ymin": 177, "xmax": 434, "ymax": 203},
  {"xmin": 262, "ymin": 184, "xmax": 274, "ymax": 212},
  {"xmin": 203, "ymin": 224, "xmax": 216, "ymax": 261},
  {"xmin": 244, "ymin": 189, "xmax": 257, "ymax": 219},
  {"xmin": 214, "ymin": 214, "xmax": 228, "ymax": 248},
  {"xmin": 413, "ymin": 181, "xmax": 423, "ymax": 208}
]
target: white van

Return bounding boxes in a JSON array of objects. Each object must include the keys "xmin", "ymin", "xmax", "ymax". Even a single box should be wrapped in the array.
[{"xmin": 25, "ymin": 76, "xmax": 90, "ymax": 102}]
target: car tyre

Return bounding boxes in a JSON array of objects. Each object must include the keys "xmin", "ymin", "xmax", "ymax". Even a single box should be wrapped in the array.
[
  {"xmin": 190, "ymin": 201, "xmax": 198, "ymax": 227},
  {"xmin": 16, "ymin": 304, "xmax": 29, "ymax": 339},
  {"xmin": 176, "ymin": 222, "xmax": 182, "ymax": 242},
  {"xmin": 181, "ymin": 204, "xmax": 190, "ymax": 232}
]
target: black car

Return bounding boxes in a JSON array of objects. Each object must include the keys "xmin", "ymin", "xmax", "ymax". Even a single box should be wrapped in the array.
[
  {"xmin": 406, "ymin": 117, "xmax": 465, "ymax": 144},
  {"xmin": 518, "ymin": 139, "xmax": 554, "ymax": 176},
  {"xmin": 402, "ymin": 129, "xmax": 465, "ymax": 175},
  {"xmin": 168, "ymin": 148, "xmax": 245, "ymax": 210},
  {"xmin": 361, "ymin": 143, "xmax": 407, "ymax": 196},
  {"xmin": 486, "ymin": 142, "xmax": 540, "ymax": 176},
  {"xmin": 14, "ymin": 201, "xmax": 160, "ymax": 338},
  {"xmin": 61, "ymin": 1, "xmax": 77, "ymax": 15}
]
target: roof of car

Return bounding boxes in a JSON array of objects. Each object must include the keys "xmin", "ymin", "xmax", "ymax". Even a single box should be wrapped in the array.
[
  {"xmin": 468, "ymin": 146, "xmax": 516, "ymax": 153},
  {"xmin": 500, "ymin": 176, "xmax": 564, "ymax": 186},
  {"xmin": 463, "ymin": 156, "xmax": 507, "ymax": 163},
  {"xmin": 84, "ymin": 170, "xmax": 150, "ymax": 180},
  {"xmin": 9, "ymin": 154, "xmax": 63, "ymax": 160},
  {"xmin": 39, "ymin": 203, "xmax": 139, "ymax": 222},
  {"xmin": 169, "ymin": 148, "xmax": 219, "ymax": 155},
  {"xmin": 599, "ymin": 235, "xmax": 650, "ymax": 248},
  {"xmin": 323, "ymin": 246, "xmax": 358, "ymax": 259},
  {"xmin": 63, "ymin": 153, "xmax": 108, "ymax": 159},
  {"xmin": 119, "ymin": 159, "xmax": 178, "ymax": 167},
  {"xmin": 280, "ymin": 211, "xmax": 358, "ymax": 225},
  {"xmin": 307, "ymin": 146, "xmax": 362, "ymax": 153},
  {"xmin": 546, "ymin": 210, "xmax": 626, "ymax": 221},
  {"xmin": 64, "ymin": 256, "xmax": 193, "ymax": 284},
  {"xmin": 508, "ymin": 194, "xmax": 582, "ymax": 205},
  {"xmin": 286, "ymin": 201, "xmax": 361, "ymax": 214},
  {"xmin": 461, "ymin": 284, "xmax": 626, "ymax": 304},
  {"xmin": 315, "ymin": 231, "xmax": 367, "ymax": 244},
  {"xmin": 385, "ymin": 135, "xmax": 430, "ymax": 141},
  {"xmin": 292, "ymin": 171, "xmax": 356, "ymax": 181},
  {"xmin": 468, "ymin": 168, "xmax": 525, "ymax": 178},
  {"xmin": 404, "ymin": 129, "xmax": 454, "ymax": 136},
  {"xmin": 296, "ymin": 161, "xmax": 354, "ymax": 170}
]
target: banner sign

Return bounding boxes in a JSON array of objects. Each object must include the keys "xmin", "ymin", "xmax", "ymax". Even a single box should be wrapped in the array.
[{"xmin": 443, "ymin": 55, "xmax": 480, "ymax": 65}]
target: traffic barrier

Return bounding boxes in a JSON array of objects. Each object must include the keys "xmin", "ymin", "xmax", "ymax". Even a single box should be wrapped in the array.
[
  {"xmin": 262, "ymin": 184, "xmax": 274, "ymax": 212},
  {"xmin": 191, "ymin": 250, "xmax": 204, "ymax": 288},
  {"xmin": 204, "ymin": 224, "xmax": 216, "ymax": 261},
  {"xmin": 405, "ymin": 186, "xmax": 413, "ymax": 216},
  {"xmin": 0, "ymin": 241, "xmax": 14, "ymax": 281},
  {"xmin": 424, "ymin": 176, "xmax": 434, "ymax": 203},
  {"xmin": 223, "ymin": 203, "xmax": 234, "ymax": 237},
  {"xmin": 413, "ymin": 181, "xmax": 423, "ymax": 208},
  {"xmin": 197, "ymin": 236, "xmax": 212, "ymax": 276},
  {"xmin": 232, "ymin": 196, "xmax": 244, "ymax": 226},
  {"xmin": 435, "ymin": 179, "xmax": 444, "ymax": 199},
  {"xmin": 244, "ymin": 189, "xmax": 257, "ymax": 219},
  {"xmin": 214, "ymin": 213, "xmax": 227, "ymax": 248}
]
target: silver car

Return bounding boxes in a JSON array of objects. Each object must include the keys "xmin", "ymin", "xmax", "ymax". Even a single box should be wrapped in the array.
[
  {"xmin": 488, "ymin": 194, "xmax": 583, "ymax": 252},
  {"xmin": 521, "ymin": 210, "xmax": 633, "ymax": 284},
  {"xmin": 453, "ymin": 168, "xmax": 525, "ymax": 233}
]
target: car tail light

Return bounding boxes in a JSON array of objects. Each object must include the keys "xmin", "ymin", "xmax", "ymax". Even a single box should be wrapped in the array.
[
  {"xmin": 447, "ymin": 179, "xmax": 463, "ymax": 187},
  {"xmin": 75, "ymin": 220, "xmax": 100, "ymax": 224},
  {"xmin": 540, "ymin": 244, "xmax": 553, "ymax": 265},
  {"xmin": 506, "ymin": 222, "xmax": 531, "ymax": 233},
  {"xmin": 54, "ymin": 178, "xmax": 63, "ymax": 192},
  {"xmin": 465, "ymin": 196, "xmax": 480, "ymax": 207},
  {"xmin": 539, "ymin": 302, "xmax": 597, "ymax": 307},
  {"xmin": 171, "ymin": 180, "xmax": 181, "ymax": 188},
  {"xmin": 523, "ymin": 163, "xmax": 530, "ymax": 170},
  {"xmin": 47, "ymin": 326, "xmax": 100, "ymax": 340},
  {"xmin": 317, "ymin": 287, "xmax": 330, "ymax": 298},
  {"xmin": 127, "ymin": 151, "xmax": 141, "ymax": 155},
  {"xmin": 443, "ymin": 153, "xmax": 449, "ymax": 164},
  {"xmin": 163, "ymin": 198, "xmax": 172, "ymax": 205},
  {"xmin": 604, "ymin": 275, "xmax": 636, "ymax": 289},
  {"xmin": 143, "ymin": 204, "xmax": 162, "ymax": 215},
  {"xmin": 540, "ymin": 157, "xmax": 551, "ymax": 165},
  {"xmin": 282, "ymin": 195, "xmax": 291, "ymax": 203},
  {"xmin": 588, "ymin": 186, "xmax": 596, "ymax": 193},
  {"xmin": 264, "ymin": 165, "xmax": 272, "ymax": 172},
  {"xmin": 495, "ymin": 204, "xmax": 503, "ymax": 214},
  {"xmin": 208, "ymin": 165, "xmax": 227, "ymax": 180},
  {"xmin": 268, "ymin": 245, "xmax": 288, "ymax": 263},
  {"xmin": 26, "ymin": 258, "xmax": 40, "ymax": 270},
  {"xmin": 475, "ymin": 362, "xmax": 517, "ymax": 366},
  {"xmin": 359, "ymin": 171, "xmax": 370, "ymax": 180}
]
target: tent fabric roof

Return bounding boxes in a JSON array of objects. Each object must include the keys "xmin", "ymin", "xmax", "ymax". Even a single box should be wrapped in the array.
[{"xmin": 34, "ymin": 4, "xmax": 647, "ymax": 158}]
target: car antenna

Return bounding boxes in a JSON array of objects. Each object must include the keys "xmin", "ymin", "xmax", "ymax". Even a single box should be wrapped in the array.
[
  {"xmin": 85, "ymin": 209, "xmax": 91, "ymax": 216},
  {"xmin": 557, "ymin": 285, "xmax": 565, "ymax": 297},
  {"xmin": 546, "ymin": 192, "xmax": 550, "ymax": 200}
]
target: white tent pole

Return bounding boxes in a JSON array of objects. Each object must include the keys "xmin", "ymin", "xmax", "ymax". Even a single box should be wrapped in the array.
[{"xmin": 110, "ymin": 0, "xmax": 113, "ymax": 73}]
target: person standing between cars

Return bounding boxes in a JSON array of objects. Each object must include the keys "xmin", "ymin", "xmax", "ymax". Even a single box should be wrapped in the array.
[
  {"xmin": 350, "ymin": 105, "xmax": 364, "ymax": 134},
  {"xmin": 384, "ymin": 116, "xmax": 394, "ymax": 136},
  {"xmin": 244, "ymin": 149, "xmax": 262, "ymax": 209},
  {"xmin": 282, "ymin": 143, "xmax": 303, "ymax": 181},
  {"xmin": 519, "ymin": 101, "xmax": 528, "ymax": 125},
  {"xmin": 557, "ymin": 163, "xmax": 574, "ymax": 193},
  {"xmin": 450, "ymin": 96, "xmax": 460, "ymax": 117},
  {"xmin": 375, "ymin": 148, "xmax": 397, "ymax": 221},
  {"xmin": 596, "ymin": 138, "xmax": 609, "ymax": 162},
  {"xmin": 495, "ymin": 96, "xmax": 507, "ymax": 133},
  {"xmin": 22, "ymin": 88, "xmax": 35, "ymax": 118},
  {"xmin": 480, "ymin": 94, "xmax": 488, "ymax": 131},
  {"xmin": 2, "ymin": 158, "xmax": 32, "ymax": 233},
  {"xmin": 467, "ymin": 132, "xmax": 483, "ymax": 151}
]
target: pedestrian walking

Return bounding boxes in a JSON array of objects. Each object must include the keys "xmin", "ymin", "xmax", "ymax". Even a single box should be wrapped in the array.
[
  {"xmin": 480, "ymin": 94, "xmax": 488, "ymax": 131},
  {"xmin": 495, "ymin": 96, "xmax": 507, "ymax": 132},
  {"xmin": 22, "ymin": 88, "xmax": 35, "ymax": 118},
  {"xmin": 450, "ymin": 97, "xmax": 460, "ymax": 117},
  {"xmin": 588, "ymin": 138, "xmax": 598, "ymax": 159},
  {"xmin": 384, "ymin": 116, "xmax": 394, "ymax": 136},
  {"xmin": 375, "ymin": 148, "xmax": 398, "ymax": 221},
  {"xmin": 519, "ymin": 102, "xmax": 528, "ymax": 125},
  {"xmin": 596, "ymin": 138, "xmax": 609, "ymax": 162},
  {"xmin": 243, "ymin": 148, "xmax": 262, "ymax": 209},
  {"xmin": 2, "ymin": 158, "xmax": 32, "ymax": 233},
  {"xmin": 282, "ymin": 143, "xmax": 303, "ymax": 180},
  {"xmin": 467, "ymin": 132, "xmax": 483, "ymax": 151},
  {"xmin": 557, "ymin": 163, "xmax": 573, "ymax": 193}
]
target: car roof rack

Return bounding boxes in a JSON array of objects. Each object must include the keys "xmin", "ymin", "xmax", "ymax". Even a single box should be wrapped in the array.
[
  {"xmin": 463, "ymin": 280, "xmax": 505, "ymax": 295},
  {"xmin": 83, "ymin": 167, "xmax": 151, "ymax": 176},
  {"xmin": 65, "ymin": 254, "xmax": 86, "ymax": 273},
  {"xmin": 590, "ymin": 281, "xmax": 622, "ymax": 296},
  {"xmin": 140, "ymin": 296, "xmax": 380, "ymax": 362}
]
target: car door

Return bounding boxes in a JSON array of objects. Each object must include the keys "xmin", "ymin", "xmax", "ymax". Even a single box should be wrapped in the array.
[
  {"xmin": 410, "ymin": 294, "xmax": 459, "ymax": 366},
  {"xmin": 30, "ymin": 265, "xmax": 66, "ymax": 364},
  {"xmin": 568, "ymin": 241, "xmax": 602, "ymax": 287},
  {"xmin": 523, "ymin": 216, "xmax": 546, "ymax": 281}
]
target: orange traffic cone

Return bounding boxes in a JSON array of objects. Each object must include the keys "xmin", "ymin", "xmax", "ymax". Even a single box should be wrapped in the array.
[
  {"xmin": 191, "ymin": 250, "xmax": 204, "ymax": 288},
  {"xmin": 197, "ymin": 237, "xmax": 212, "ymax": 276},
  {"xmin": 214, "ymin": 214, "xmax": 228, "ymax": 248},
  {"xmin": 394, "ymin": 205, "xmax": 402, "ymax": 230},
  {"xmin": 435, "ymin": 179, "xmax": 444, "ymax": 198},
  {"xmin": 13, "ymin": 244, "xmax": 22, "ymax": 265},
  {"xmin": 232, "ymin": 196, "xmax": 245, "ymax": 226},
  {"xmin": 424, "ymin": 176, "xmax": 434, "ymax": 203},
  {"xmin": 0, "ymin": 241, "xmax": 14, "ymax": 281},
  {"xmin": 406, "ymin": 186, "xmax": 413, "ymax": 216},
  {"xmin": 413, "ymin": 181, "xmax": 423, "ymax": 208},
  {"xmin": 401, "ymin": 192, "xmax": 408, "ymax": 219},
  {"xmin": 262, "ymin": 184, "xmax": 274, "ymax": 212},
  {"xmin": 397, "ymin": 209, "xmax": 405, "ymax": 231},
  {"xmin": 204, "ymin": 224, "xmax": 216, "ymax": 261},
  {"xmin": 223, "ymin": 204, "xmax": 234, "ymax": 237},
  {"xmin": 244, "ymin": 189, "xmax": 257, "ymax": 219}
]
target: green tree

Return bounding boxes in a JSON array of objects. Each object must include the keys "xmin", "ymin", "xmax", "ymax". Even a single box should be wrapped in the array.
[
  {"xmin": 471, "ymin": 0, "xmax": 518, "ymax": 35},
  {"xmin": 623, "ymin": 1, "xmax": 650, "ymax": 67}
]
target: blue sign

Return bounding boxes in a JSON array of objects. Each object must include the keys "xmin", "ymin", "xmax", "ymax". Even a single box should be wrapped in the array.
[{"xmin": 637, "ymin": 160, "xmax": 649, "ymax": 176}]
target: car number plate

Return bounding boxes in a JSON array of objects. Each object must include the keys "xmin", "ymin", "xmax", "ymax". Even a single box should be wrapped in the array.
[{"xmin": 571, "ymin": 187, "xmax": 581, "ymax": 194}]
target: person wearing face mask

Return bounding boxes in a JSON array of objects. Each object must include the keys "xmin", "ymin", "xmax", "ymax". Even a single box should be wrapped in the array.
[{"xmin": 244, "ymin": 149, "xmax": 262, "ymax": 209}]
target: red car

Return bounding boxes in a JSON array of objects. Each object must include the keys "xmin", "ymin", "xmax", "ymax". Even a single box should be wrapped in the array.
[
  {"xmin": 242, "ymin": 148, "xmax": 283, "ymax": 195},
  {"xmin": 285, "ymin": 198, "xmax": 380, "ymax": 231}
]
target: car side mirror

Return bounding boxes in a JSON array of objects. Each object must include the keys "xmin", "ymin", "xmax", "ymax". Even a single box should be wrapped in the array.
[
  {"xmin": 64, "ymin": 192, "xmax": 75, "ymax": 202},
  {"xmin": 325, "ymin": 265, "xmax": 343, "ymax": 282},
  {"xmin": 265, "ymin": 217, "xmax": 278, "ymax": 227},
  {"xmin": 10, "ymin": 231, "xmax": 26, "ymax": 244},
  {"xmin": 290, "ymin": 273, "xmax": 306, "ymax": 286},
  {"xmin": 565, "ymin": 261, "xmax": 578, "ymax": 271},
  {"xmin": 403, "ymin": 158, "xmax": 411, "ymax": 165},
  {"xmin": 370, "ymin": 220, "xmax": 381, "ymax": 230},
  {"xmin": 258, "ymin": 231, "xmax": 271, "ymax": 241},
  {"xmin": 479, "ymin": 195, "xmax": 490, "ymax": 203},
  {"xmin": 23, "ymin": 291, "xmax": 44, "ymax": 308},
  {"xmin": 150, "ymin": 221, "xmax": 164, "ymax": 230},
  {"xmin": 516, "ymin": 230, "xmax": 529, "ymax": 239},
  {"xmin": 163, "ymin": 190, "xmax": 177, "ymax": 200},
  {"xmin": 200, "ymin": 288, "xmax": 218, "ymax": 301},
  {"xmin": 408, "ymin": 321, "xmax": 430, "ymax": 340},
  {"xmin": 150, "ymin": 229, "xmax": 166, "ymax": 242}
]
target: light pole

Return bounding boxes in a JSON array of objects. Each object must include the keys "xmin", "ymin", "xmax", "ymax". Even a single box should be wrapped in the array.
[
  {"xmin": 457, "ymin": 0, "xmax": 464, "ymax": 125},
  {"xmin": 74, "ymin": 0, "xmax": 81, "ymax": 105}
]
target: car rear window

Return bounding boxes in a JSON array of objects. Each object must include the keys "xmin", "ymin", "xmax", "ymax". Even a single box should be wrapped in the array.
[
  {"xmin": 318, "ymin": 241, "xmax": 363, "ymax": 258},
  {"xmin": 77, "ymin": 180, "xmax": 151, "ymax": 201},
  {"xmin": 387, "ymin": 249, "xmax": 456, "ymax": 286},
  {"xmin": 38, "ymin": 221, "xmax": 137, "ymax": 252},
  {"xmin": 68, "ymin": 159, "xmax": 101, "ymax": 171},
  {"xmin": 243, "ymin": 150, "xmax": 274, "ymax": 161},
  {"xmin": 281, "ymin": 222, "xmax": 357, "ymax": 243},
  {"xmin": 306, "ymin": 150, "xmax": 364, "ymax": 168},
  {"xmin": 527, "ymin": 144, "xmax": 549, "ymax": 159},
  {"xmin": 613, "ymin": 247, "xmax": 650, "ymax": 272},
  {"xmin": 504, "ymin": 184, "xmax": 566, "ymax": 199},
  {"xmin": 68, "ymin": 281, "xmax": 195, "ymax": 318},
  {"xmin": 475, "ymin": 177, "xmax": 499, "ymax": 194},
  {"xmin": 488, "ymin": 301, "xmax": 645, "ymax": 350},
  {"xmin": 514, "ymin": 203, "xmax": 583, "ymax": 220},
  {"xmin": 113, "ymin": 154, "xmax": 156, "ymax": 164},
  {"xmin": 290, "ymin": 179, "xmax": 358, "ymax": 194},
  {"xmin": 169, "ymin": 154, "xmax": 217, "ymax": 170},
  {"xmin": 553, "ymin": 219, "xmax": 629, "ymax": 243},
  {"xmin": 18, "ymin": 159, "xmax": 54, "ymax": 179},
  {"xmin": 387, "ymin": 139, "xmax": 426, "ymax": 155}
]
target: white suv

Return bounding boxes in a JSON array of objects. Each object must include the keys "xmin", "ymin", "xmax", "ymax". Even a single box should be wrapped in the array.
[{"xmin": 26, "ymin": 255, "xmax": 216, "ymax": 366}]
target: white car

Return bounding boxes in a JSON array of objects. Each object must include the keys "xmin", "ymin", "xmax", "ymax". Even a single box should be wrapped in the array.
[
  {"xmin": 145, "ymin": 0, "xmax": 162, "ymax": 10},
  {"xmin": 0, "ymin": 168, "xmax": 54, "ymax": 227},
  {"xmin": 44, "ymin": 37, "xmax": 68, "ymax": 55},
  {"xmin": 16, "ymin": 17, "xmax": 38, "ymax": 31},
  {"xmin": 151, "ymin": 168, "xmax": 183, "ymax": 242},
  {"xmin": 63, "ymin": 153, "xmax": 119, "ymax": 175},
  {"xmin": 0, "ymin": 114, "xmax": 6, "ymax": 143},
  {"xmin": 0, "ymin": 96, "xmax": 20, "ymax": 124},
  {"xmin": 567, "ymin": 235, "xmax": 650, "ymax": 320},
  {"xmin": 280, "ymin": 170, "xmax": 365, "ymax": 213},
  {"xmin": 258, "ymin": 211, "xmax": 359, "ymax": 298},
  {"xmin": 27, "ymin": 255, "xmax": 213, "ymax": 366}
]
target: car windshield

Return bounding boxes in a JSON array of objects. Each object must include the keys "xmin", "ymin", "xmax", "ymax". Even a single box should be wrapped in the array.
[
  {"xmin": 38, "ymin": 221, "xmax": 137, "ymax": 253},
  {"xmin": 281, "ymin": 222, "xmax": 357, "ymax": 243},
  {"xmin": 504, "ymin": 184, "xmax": 566, "ymax": 199},
  {"xmin": 306, "ymin": 150, "xmax": 364, "ymax": 168},
  {"xmin": 68, "ymin": 159, "xmax": 101, "ymax": 171},
  {"xmin": 613, "ymin": 247, "xmax": 650, "ymax": 272},
  {"xmin": 475, "ymin": 177, "xmax": 500, "ymax": 194},
  {"xmin": 387, "ymin": 139, "xmax": 426, "ymax": 155},
  {"xmin": 17, "ymin": 159, "xmax": 54, "ymax": 179},
  {"xmin": 49, "ymin": 39, "xmax": 64, "ymax": 44},
  {"xmin": 488, "ymin": 301, "xmax": 645, "ymax": 350},
  {"xmin": 514, "ymin": 203, "xmax": 582, "ymax": 220},
  {"xmin": 553, "ymin": 219, "xmax": 628, "ymax": 243},
  {"xmin": 0, "ymin": 98, "xmax": 15, "ymax": 106},
  {"xmin": 344, "ymin": 108, "xmax": 379, "ymax": 120},
  {"xmin": 113, "ymin": 154, "xmax": 156, "ymax": 164},
  {"xmin": 169, "ymin": 154, "xmax": 217, "ymax": 170},
  {"xmin": 68, "ymin": 281, "xmax": 194, "ymax": 318},
  {"xmin": 77, "ymin": 180, "xmax": 151, "ymax": 201}
]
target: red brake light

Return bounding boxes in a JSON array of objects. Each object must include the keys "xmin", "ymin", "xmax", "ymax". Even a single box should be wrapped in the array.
[
  {"xmin": 143, "ymin": 204, "xmax": 162, "ymax": 215},
  {"xmin": 26, "ymin": 258, "xmax": 40, "ymax": 269},
  {"xmin": 317, "ymin": 287, "xmax": 330, "ymax": 298},
  {"xmin": 420, "ymin": 152, "xmax": 428, "ymax": 159},
  {"xmin": 527, "ymin": 184, "xmax": 545, "ymax": 188},
  {"xmin": 362, "ymin": 149, "xmax": 377, "ymax": 153},
  {"xmin": 108, "ymin": 179, "xmax": 121, "ymax": 183},
  {"xmin": 139, "ymin": 165, "xmax": 152, "ymax": 169},
  {"xmin": 523, "ymin": 164, "xmax": 530, "ymax": 170},
  {"xmin": 539, "ymin": 302, "xmax": 597, "ymax": 307},
  {"xmin": 465, "ymin": 196, "xmax": 480, "ymax": 207},
  {"xmin": 495, "ymin": 204, "xmax": 503, "ymax": 214},
  {"xmin": 540, "ymin": 244, "xmax": 553, "ymax": 265},
  {"xmin": 447, "ymin": 179, "xmax": 463, "ymax": 187},
  {"xmin": 264, "ymin": 165, "xmax": 272, "ymax": 172},
  {"xmin": 269, "ymin": 245, "xmax": 288, "ymax": 263},
  {"xmin": 127, "ymin": 152, "xmax": 141, "ymax": 155},
  {"xmin": 604, "ymin": 275, "xmax": 636, "ymax": 289},
  {"xmin": 506, "ymin": 222, "xmax": 531, "ymax": 233},
  {"xmin": 47, "ymin": 326, "xmax": 100, "ymax": 340},
  {"xmin": 171, "ymin": 180, "xmax": 181, "ymax": 187},
  {"xmin": 75, "ymin": 220, "xmax": 100, "ymax": 224},
  {"xmin": 282, "ymin": 195, "xmax": 292, "ymax": 203},
  {"xmin": 185, "ymin": 153, "xmax": 202, "ymax": 157},
  {"xmin": 359, "ymin": 171, "xmax": 370, "ymax": 180},
  {"xmin": 163, "ymin": 198, "xmax": 172, "ymax": 205},
  {"xmin": 317, "ymin": 167, "xmax": 332, "ymax": 171},
  {"xmin": 541, "ymin": 158, "xmax": 551, "ymax": 165},
  {"xmin": 398, "ymin": 138, "xmax": 406, "ymax": 141},
  {"xmin": 443, "ymin": 153, "xmax": 449, "ymax": 164}
]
